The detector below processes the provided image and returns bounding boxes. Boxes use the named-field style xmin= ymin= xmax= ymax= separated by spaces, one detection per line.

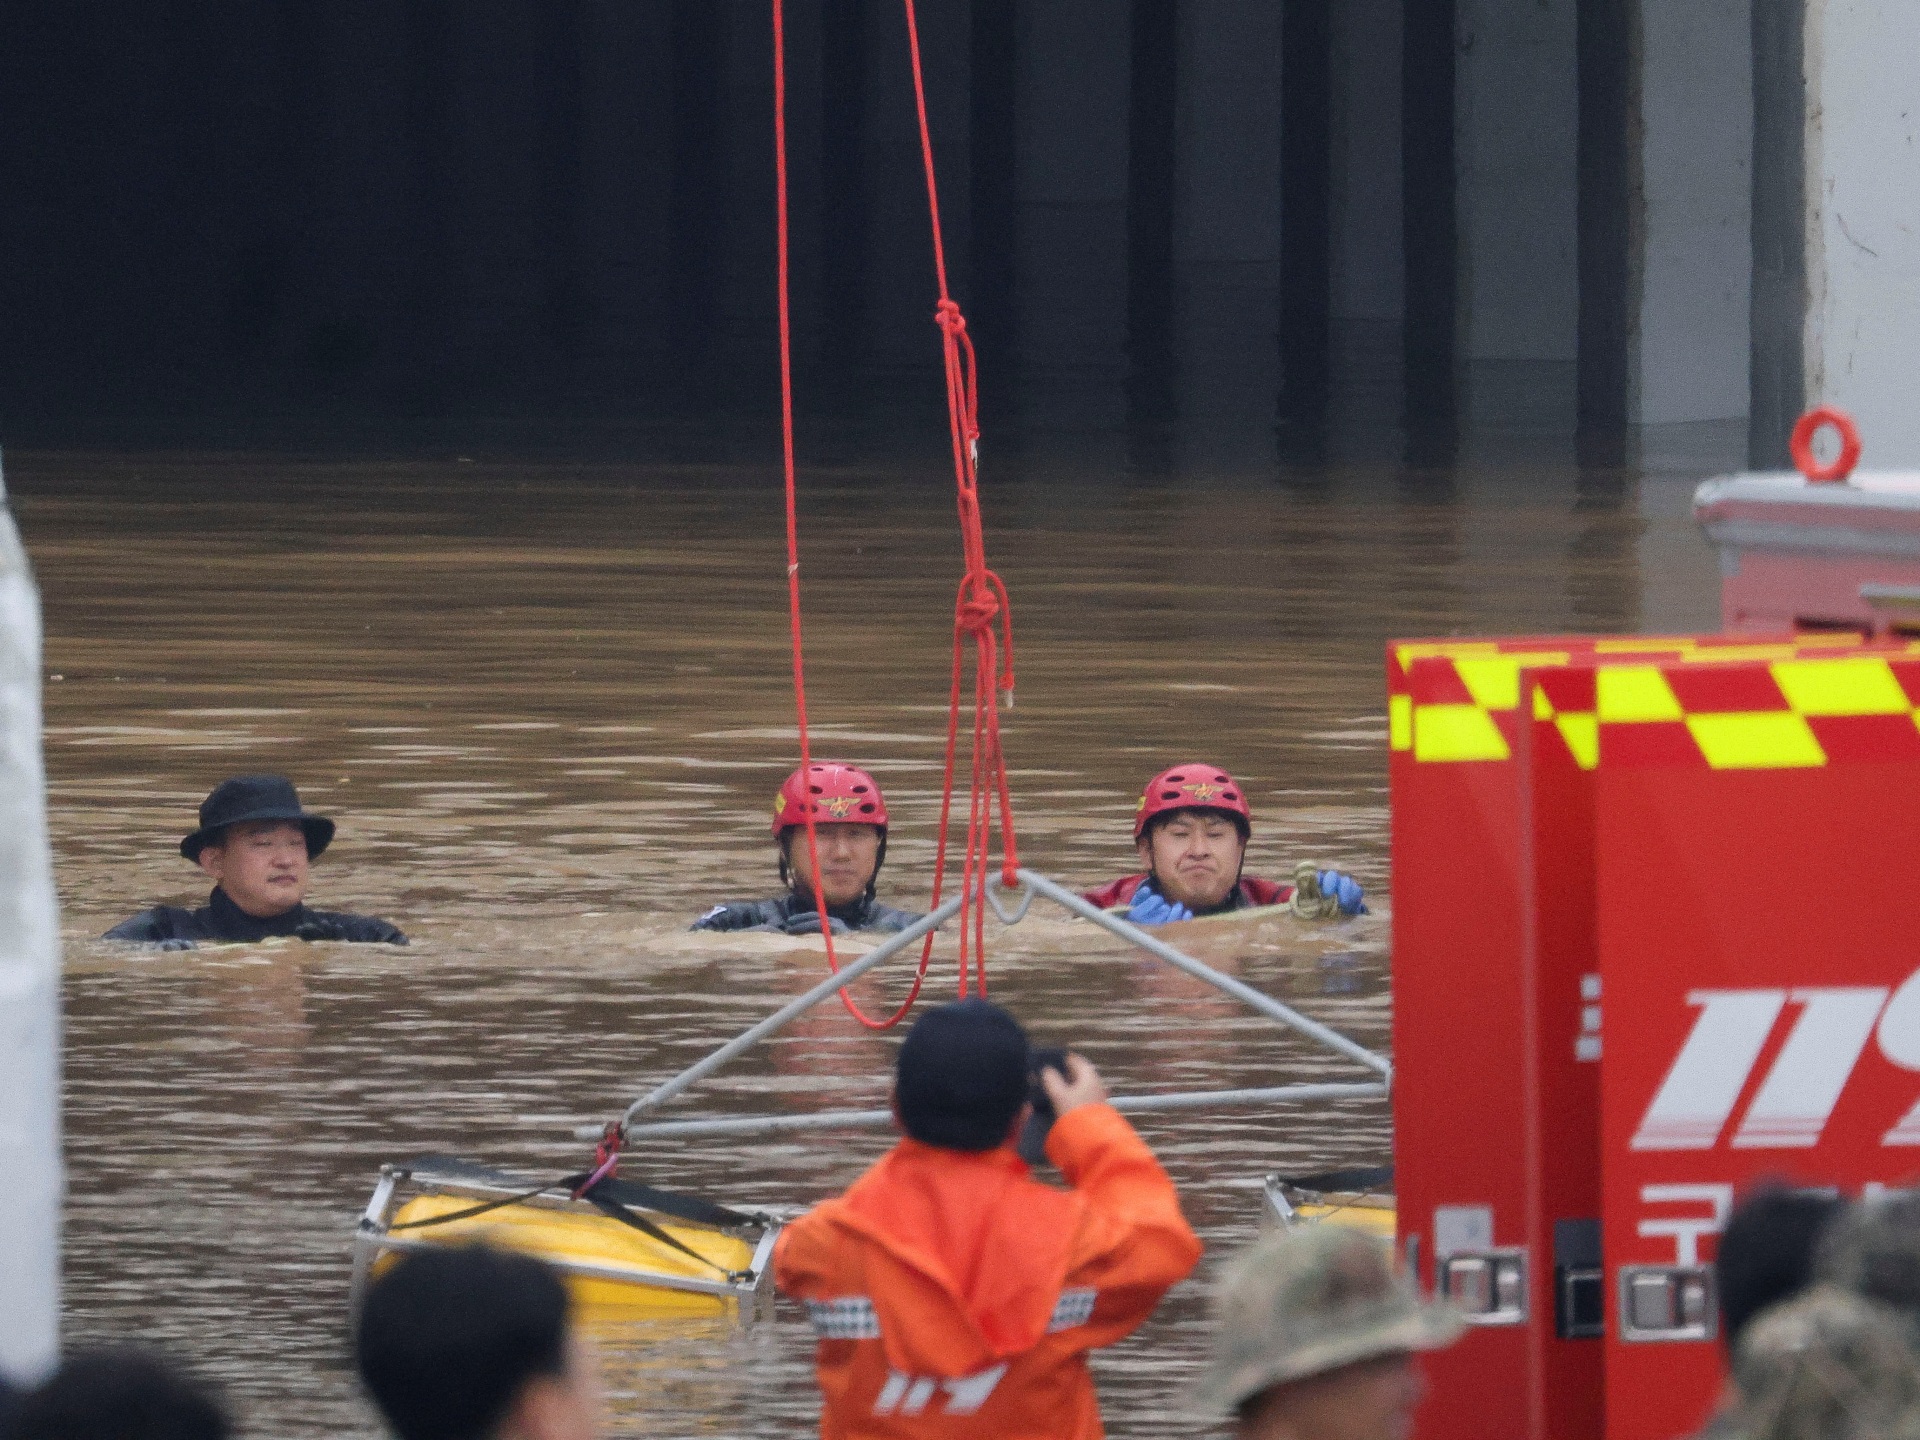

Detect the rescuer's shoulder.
xmin=1046 ymin=1103 xmax=1202 ymax=1289
xmin=1239 ymin=876 xmax=1295 ymax=907
xmin=102 ymin=905 xmax=197 ymax=944
xmin=298 ymin=909 xmax=409 ymax=944
xmin=1082 ymin=875 xmax=1147 ymax=909
xmin=861 ymin=901 xmax=923 ymax=933
xmin=772 ymin=1196 xmax=857 ymax=1291
xmin=690 ymin=899 xmax=785 ymax=932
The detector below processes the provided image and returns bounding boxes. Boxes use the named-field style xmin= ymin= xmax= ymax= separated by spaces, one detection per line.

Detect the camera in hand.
xmin=1016 ymin=1047 xmax=1071 ymax=1165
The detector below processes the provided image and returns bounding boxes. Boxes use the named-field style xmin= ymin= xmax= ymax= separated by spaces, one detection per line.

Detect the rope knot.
xmin=957 ymin=589 xmax=1000 ymax=635
xmin=935 ymin=299 xmax=968 ymax=337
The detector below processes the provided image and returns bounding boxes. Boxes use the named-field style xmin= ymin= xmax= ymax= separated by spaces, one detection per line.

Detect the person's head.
xmin=892 ymin=998 xmax=1031 ymax=1152
xmin=1193 ymin=1225 xmax=1463 ymax=1440
xmin=773 ymin=762 xmax=889 ymax=908
xmin=180 ymin=775 xmax=335 ymax=919
xmin=5 ymin=1347 xmax=229 ymax=1440
xmin=1717 ymin=1186 xmax=1846 ymax=1350
xmin=356 ymin=1245 xmax=600 ymax=1440
xmin=1731 ymin=1285 xmax=1920 ymax=1440
xmin=1816 ymin=1188 xmax=1920 ymax=1317
xmin=1133 ymin=764 xmax=1253 ymax=911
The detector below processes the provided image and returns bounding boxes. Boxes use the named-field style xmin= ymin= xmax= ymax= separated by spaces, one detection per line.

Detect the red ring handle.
xmin=1790 ymin=406 xmax=1861 ymax=483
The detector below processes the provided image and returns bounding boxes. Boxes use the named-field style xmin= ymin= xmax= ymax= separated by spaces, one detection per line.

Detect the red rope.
xmin=771 ymin=0 xmax=1020 ymax=1026
xmin=900 ymin=0 xmax=1020 ymax=1000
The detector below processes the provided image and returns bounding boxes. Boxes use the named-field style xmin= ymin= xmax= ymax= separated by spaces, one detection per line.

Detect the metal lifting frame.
xmin=574 ymin=868 xmax=1392 ymax=1144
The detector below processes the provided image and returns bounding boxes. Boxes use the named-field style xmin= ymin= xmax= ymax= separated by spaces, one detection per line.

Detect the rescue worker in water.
xmin=104 ymin=774 xmax=407 ymax=948
xmin=774 ymin=998 xmax=1202 ymax=1440
xmin=1083 ymin=763 xmax=1368 ymax=925
xmin=692 ymin=762 xmax=922 ymax=935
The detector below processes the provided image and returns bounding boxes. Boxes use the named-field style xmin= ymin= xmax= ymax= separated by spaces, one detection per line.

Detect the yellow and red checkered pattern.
xmin=1558 ymin=652 xmax=1920 ymax=769
xmin=1389 ymin=634 xmax=1910 ymax=767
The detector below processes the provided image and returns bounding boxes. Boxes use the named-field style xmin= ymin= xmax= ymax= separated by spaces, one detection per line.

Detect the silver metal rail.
xmin=1014 ymin=870 xmax=1393 ymax=1080
xmin=607 ymin=893 xmax=968 ymax=1133
xmin=615 ymin=1081 xmax=1389 ymax=1142
xmin=581 ymin=868 xmax=1390 ymax=1143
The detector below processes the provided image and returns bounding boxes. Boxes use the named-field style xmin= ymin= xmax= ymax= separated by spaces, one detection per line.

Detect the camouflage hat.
xmin=1732 ymin=1286 xmax=1920 ymax=1440
xmin=1815 ymin=1190 xmax=1920 ymax=1316
xmin=1189 ymin=1224 xmax=1464 ymax=1417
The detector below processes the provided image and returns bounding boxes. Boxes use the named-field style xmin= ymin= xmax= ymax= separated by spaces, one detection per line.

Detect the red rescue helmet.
xmin=1134 ymin=763 xmax=1252 ymax=841
xmin=773 ymin=761 xmax=890 ymax=836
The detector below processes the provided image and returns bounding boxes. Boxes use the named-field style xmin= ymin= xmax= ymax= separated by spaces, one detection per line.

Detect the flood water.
xmin=24 ymin=433 xmax=1719 ymax=1437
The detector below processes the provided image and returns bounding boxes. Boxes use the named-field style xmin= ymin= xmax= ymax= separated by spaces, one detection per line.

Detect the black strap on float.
xmin=388 ymin=1179 xmax=562 ymax=1231
xmin=1276 ymin=1164 xmax=1394 ymax=1195
xmin=387 ymin=1155 xmax=756 ymax=1281
xmin=589 ymin=1174 xmax=755 ymax=1230
xmin=572 ymin=1185 xmax=749 ymax=1282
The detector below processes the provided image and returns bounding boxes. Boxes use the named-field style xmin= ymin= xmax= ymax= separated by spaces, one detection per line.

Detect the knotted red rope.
xmin=771 ymin=0 xmax=1021 ymax=1027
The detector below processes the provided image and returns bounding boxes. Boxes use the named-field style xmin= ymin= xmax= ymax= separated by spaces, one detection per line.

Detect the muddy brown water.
xmin=23 ymin=440 xmax=1714 ymax=1436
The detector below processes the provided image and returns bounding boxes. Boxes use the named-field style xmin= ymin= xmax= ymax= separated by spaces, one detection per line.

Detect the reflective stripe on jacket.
xmin=774 ymin=1103 xmax=1201 ymax=1440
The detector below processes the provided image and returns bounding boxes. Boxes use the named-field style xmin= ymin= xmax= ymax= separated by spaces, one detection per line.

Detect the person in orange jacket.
xmin=774 ymin=998 xmax=1203 ymax=1440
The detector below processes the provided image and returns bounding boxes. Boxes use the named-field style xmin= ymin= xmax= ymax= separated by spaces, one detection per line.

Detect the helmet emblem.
xmin=824 ymin=795 xmax=857 ymax=818
xmin=1182 ymin=781 xmax=1223 ymax=801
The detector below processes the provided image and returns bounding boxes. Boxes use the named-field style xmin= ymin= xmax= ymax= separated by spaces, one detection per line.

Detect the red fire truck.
xmin=1391 ymin=413 xmax=1920 ymax=1440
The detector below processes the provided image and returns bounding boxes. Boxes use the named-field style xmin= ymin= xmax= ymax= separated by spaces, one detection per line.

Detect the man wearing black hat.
xmin=104 ymin=775 xmax=407 ymax=948
xmin=774 ymin=998 xmax=1201 ymax=1440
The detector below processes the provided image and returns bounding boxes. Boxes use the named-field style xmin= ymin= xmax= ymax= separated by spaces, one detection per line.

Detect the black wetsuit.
xmin=104 ymin=887 xmax=407 ymax=947
xmin=692 ymin=890 xmax=920 ymax=936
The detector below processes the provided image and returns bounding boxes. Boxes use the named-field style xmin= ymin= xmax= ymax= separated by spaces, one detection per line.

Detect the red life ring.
xmin=1790 ymin=407 xmax=1862 ymax=483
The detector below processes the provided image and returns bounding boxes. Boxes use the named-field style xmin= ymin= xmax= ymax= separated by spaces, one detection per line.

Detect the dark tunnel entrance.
xmin=0 ymin=1 xmax=1768 ymax=466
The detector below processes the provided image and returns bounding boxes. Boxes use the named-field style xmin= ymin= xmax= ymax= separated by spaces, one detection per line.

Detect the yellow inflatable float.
xmin=351 ymin=1156 xmax=781 ymax=1316
xmin=1263 ymin=1166 xmax=1397 ymax=1240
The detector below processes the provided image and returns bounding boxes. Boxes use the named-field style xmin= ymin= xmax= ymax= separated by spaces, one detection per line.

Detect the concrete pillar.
xmin=716 ymin=5 xmax=779 ymax=380
xmin=1172 ymin=0 xmax=1283 ymax=432
xmin=1748 ymin=0 xmax=1805 ymax=462
xmin=1014 ymin=1 xmax=1131 ymax=425
xmin=862 ymin=0 xmax=971 ymax=382
xmin=0 ymin=456 xmax=61 ymax=1382
xmin=1627 ymin=0 xmax=1752 ymax=449
xmin=442 ymin=1 xmax=552 ymax=381
xmin=1454 ymin=0 xmax=1579 ymax=431
xmin=1328 ymin=0 xmax=1404 ymax=437
xmin=1799 ymin=0 xmax=1920 ymax=464
xmin=577 ymin=1 xmax=678 ymax=383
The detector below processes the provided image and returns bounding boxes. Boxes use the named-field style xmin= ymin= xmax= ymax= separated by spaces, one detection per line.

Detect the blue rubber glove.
xmin=150 ymin=938 xmax=196 ymax=952
xmin=782 ymin=911 xmax=849 ymax=937
xmin=1317 ymin=870 xmax=1368 ymax=916
xmin=1127 ymin=886 xmax=1193 ymax=926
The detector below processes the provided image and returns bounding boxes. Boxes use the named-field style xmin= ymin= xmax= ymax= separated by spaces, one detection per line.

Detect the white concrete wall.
xmin=1803 ymin=0 xmax=1920 ymax=464
xmin=0 ymin=457 xmax=62 ymax=1382
xmin=1454 ymin=0 xmax=1579 ymax=429
xmin=1173 ymin=0 xmax=1283 ymax=424
xmin=1630 ymin=0 xmax=1752 ymax=427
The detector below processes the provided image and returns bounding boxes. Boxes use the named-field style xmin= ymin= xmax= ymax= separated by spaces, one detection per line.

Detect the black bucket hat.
xmin=180 ymin=774 xmax=336 ymax=861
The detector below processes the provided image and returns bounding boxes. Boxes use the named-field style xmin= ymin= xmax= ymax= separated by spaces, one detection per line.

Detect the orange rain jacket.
xmin=774 ymin=1102 xmax=1202 ymax=1440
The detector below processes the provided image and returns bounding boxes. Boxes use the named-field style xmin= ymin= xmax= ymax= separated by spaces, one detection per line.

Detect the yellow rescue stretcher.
xmin=351 ymin=1156 xmax=782 ymax=1316
xmin=1262 ymin=1166 xmax=1396 ymax=1240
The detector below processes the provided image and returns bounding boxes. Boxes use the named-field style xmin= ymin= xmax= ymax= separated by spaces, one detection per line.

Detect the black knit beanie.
xmin=894 ymin=999 xmax=1031 ymax=1151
